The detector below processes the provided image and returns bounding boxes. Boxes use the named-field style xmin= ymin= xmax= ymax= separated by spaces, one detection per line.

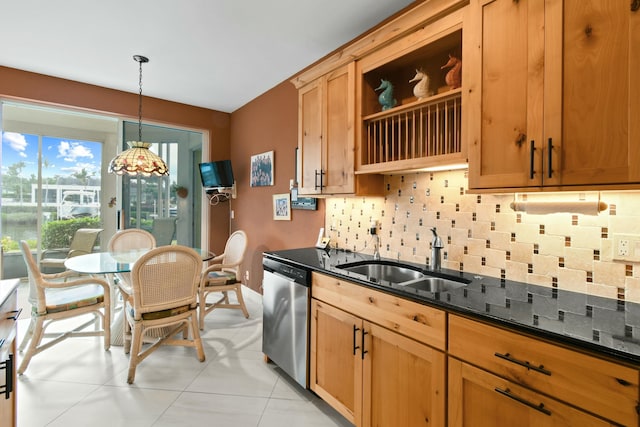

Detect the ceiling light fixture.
xmin=108 ymin=55 xmax=169 ymax=177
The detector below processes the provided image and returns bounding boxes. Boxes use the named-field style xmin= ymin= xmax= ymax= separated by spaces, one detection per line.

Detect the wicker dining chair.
xmin=117 ymin=245 xmax=205 ymax=384
xmin=198 ymin=230 xmax=249 ymax=330
xmin=150 ymin=217 xmax=177 ymax=246
xmin=106 ymin=228 xmax=157 ymax=345
xmin=18 ymin=240 xmax=111 ymax=374
xmin=40 ymin=228 xmax=103 ymax=272
xmin=107 ymin=228 xmax=156 ymax=287
xmin=108 ymin=228 xmax=156 ymax=252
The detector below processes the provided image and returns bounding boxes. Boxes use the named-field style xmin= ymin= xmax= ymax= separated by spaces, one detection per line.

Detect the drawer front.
xmin=0 ymin=289 xmax=18 ymax=360
xmin=449 ymin=359 xmax=612 ymax=427
xmin=312 ymin=272 xmax=446 ymax=350
xmin=449 ymin=314 xmax=639 ymax=426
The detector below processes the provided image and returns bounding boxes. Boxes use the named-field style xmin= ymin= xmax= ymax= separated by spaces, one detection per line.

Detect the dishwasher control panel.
xmin=263 ymin=257 xmax=310 ymax=286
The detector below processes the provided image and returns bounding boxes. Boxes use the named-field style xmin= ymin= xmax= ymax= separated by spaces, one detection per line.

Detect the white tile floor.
xmin=15 ymin=285 xmax=352 ymax=427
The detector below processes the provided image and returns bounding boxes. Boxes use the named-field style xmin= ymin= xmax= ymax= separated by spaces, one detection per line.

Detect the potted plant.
xmin=176 ymin=186 xmax=188 ymax=199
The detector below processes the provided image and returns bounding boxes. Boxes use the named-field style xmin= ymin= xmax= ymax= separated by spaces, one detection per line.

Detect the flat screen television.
xmin=199 ymin=160 xmax=234 ymax=189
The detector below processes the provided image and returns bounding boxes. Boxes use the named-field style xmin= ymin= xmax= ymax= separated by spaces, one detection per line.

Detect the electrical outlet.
xmin=613 ymin=234 xmax=640 ymax=261
xmin=618 ymin=239 xmax=630 ymax=257
xmin=245 ymin=270 xmax=250 ymax=281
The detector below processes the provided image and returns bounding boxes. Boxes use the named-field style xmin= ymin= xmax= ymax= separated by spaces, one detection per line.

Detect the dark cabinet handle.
xmin=529 ymin=140 xmax=535 ymax=180
xmin=353 ymin=325 xmax=360 ymax=356
xmin=0 ymin=354 xmax=13 ymax=400
xmin=547 ymin=138 xmax=553 ymax=179
xmin=361 ymin=329 xmax=368 ymax=360
xmin=314 ymin=170 xmax=325 ymax=191
xmin=7 ymin=308 xmax=22 ymax=321
xmin=632 ymin=0 xmax=639 ymax=12
xmin=495 ymin=387 xmax=551 ymax=416
xmin=494 ymin=352 xmax=551 ymax=376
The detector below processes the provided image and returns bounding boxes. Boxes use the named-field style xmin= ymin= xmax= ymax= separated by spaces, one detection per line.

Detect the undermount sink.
xmin=400 ymin=277 xmax=467 ymax=293
xmin=336 ymin=260 xmax=469 ymax=293
xmin=337 ymin=261 xmax=424 ymax=284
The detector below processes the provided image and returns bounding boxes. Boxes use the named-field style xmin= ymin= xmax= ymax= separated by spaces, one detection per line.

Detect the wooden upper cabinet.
xmin=298 ymin=79 xmax=323 ymax=195
xmin=297 ymin=64 xmax=382 ymax=196
xmin=468 ymin=0 xmax=640 ymax=191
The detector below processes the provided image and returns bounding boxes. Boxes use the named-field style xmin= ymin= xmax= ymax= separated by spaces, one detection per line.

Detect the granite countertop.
xmin=0 ymin=279 xmax=19 ymax=308
xmin=264 ymin=247 xmax=640 ymax=366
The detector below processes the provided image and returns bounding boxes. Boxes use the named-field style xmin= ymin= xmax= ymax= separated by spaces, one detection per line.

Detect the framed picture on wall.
xmin=250 ymin=150 xmax=274 ymax=187
xmin=273 ymin=193 xmax=291 ymax=220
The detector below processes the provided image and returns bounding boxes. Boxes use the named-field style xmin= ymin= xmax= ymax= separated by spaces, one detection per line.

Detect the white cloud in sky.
xmin=3 ymin=132 xmax=28 ymax=158
xmin=58 ymin=141 xmax=94 ymax=162
xmin=60 ymin=162 xmax=99 ymax=175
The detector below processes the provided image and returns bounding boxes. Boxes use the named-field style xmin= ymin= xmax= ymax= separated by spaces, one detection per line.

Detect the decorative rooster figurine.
xmin=409 ymin=69 xmax=431 ymax=99
xmin=441 ymin=54 xmax=462 ymax=89
xmin=375 ymin=79 xmax=397 ymax=111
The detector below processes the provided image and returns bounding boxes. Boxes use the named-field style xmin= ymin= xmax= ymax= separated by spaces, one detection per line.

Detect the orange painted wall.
xmin=230 ymin=81 xmax=324 ymax=291
xmin=0 ymin=66 xmax=322 ymax=291
xmin=0 ymin=66 xmax=232 ymax=255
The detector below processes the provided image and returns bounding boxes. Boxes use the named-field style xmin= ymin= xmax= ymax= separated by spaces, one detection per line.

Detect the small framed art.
xmin=273 ymin=193 xmax=291 ymax=220
xmin=250 ymin=150 xmax=274 ymax=187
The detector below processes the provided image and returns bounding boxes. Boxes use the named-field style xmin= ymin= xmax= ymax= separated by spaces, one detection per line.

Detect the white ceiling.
xmin=2 ymin=0 xmax=415 ymax=113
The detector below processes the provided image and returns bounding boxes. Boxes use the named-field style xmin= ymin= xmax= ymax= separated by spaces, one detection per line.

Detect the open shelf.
xmin=358 ymin=28 xmax=463 ymax=171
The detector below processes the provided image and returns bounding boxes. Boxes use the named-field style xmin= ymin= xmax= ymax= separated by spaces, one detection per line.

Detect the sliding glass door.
xmin=1 ymin=101 xmax=111 ymax=278
xmin=121 ymin=121 xmax=202 ymax=247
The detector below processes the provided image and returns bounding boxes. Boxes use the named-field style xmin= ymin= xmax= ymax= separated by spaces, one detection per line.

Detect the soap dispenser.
xmin=430 ymin=227 xmax=443 ymax=270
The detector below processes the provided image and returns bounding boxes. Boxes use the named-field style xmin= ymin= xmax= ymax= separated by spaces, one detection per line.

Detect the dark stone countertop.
xmin=264 ymin=247 xmax=640 ymax=366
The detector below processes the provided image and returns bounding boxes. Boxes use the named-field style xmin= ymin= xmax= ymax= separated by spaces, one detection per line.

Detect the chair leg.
xmin=123 ymin=316 xmax=132 ymax=355
xmin=127 ymin=323 xmax=144 ymax=384
xmin=103 ymin=309 xmax=111 ymax=351
xmin=199 ymin=289 xmax=209 ymax=331
xmin=235 ymin=284 xmax=250 ymax=319
xmin=190 ymin=314 xmax=206 ymax=362
xmin=18 ymin=317 xmax=45 ymax=375
xmin=18 ymin=315 xmax=36 ymax=352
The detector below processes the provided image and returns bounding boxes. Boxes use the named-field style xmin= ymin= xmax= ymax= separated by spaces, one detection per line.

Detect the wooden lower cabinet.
xmin=0 ymin=282 xmax=18 ymax=427
xmin=310 ymin=298 xmax=445 ymax=427
xmin=448 ymin=359 xmax=613 ymax=426
xmin=311 ymin=299 xmax=361 ymax=423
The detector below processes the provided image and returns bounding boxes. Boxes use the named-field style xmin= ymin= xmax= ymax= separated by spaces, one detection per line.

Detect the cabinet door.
xmin=362 ymin=321 xmax=445 ymax=427
xmin=449 ymin=359 xmax=612 ymax=427
xmin=323 ymin=63 xmax=355 ymax=194
xmin=310 ymin=299 xmax=362 ymax=425
xmin=548 ymin=0 xmax=640 ymax=186
xmin=467 ymin=0 xmax=544 ymax=189
xmin=0 ymin=289 xmax=17 ymax=427
xmin=468 ymin=0 xmax=640 ymax=190
xmin=298 ymin=79 xmax=323 ymax=195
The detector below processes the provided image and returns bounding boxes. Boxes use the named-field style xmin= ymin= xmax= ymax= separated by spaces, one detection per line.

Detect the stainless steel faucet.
xmin=373 ymin=234 xmax=381 ymax=260
xmin=430 ymin=227 xmax=443 ymax=270
xmin=371 ymin=221 xmax=380 ymax=260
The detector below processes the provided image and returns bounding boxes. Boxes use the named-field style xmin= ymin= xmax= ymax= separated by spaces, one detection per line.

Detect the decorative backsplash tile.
xmin=326 ymin=170 xmax=640 ymax=303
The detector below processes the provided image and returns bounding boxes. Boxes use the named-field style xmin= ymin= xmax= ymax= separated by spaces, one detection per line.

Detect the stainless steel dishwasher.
xmin=262 ymin=256 xmax=310 ymax=388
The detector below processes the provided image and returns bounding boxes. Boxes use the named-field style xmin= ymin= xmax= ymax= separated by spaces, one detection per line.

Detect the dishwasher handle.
xmin=264 ymin=269 xmax=297 ymax=283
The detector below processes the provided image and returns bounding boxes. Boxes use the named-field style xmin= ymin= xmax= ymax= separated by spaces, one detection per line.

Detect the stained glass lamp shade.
xmin=108 ymin=141 xmax=168 ymax=176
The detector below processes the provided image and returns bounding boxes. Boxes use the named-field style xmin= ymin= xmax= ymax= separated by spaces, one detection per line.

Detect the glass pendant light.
xmin=108 ymin=55 xmax=169 ymax=177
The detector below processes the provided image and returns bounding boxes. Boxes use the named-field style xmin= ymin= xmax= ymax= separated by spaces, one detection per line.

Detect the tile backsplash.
xmin=326 ymin=170 xmax=640 ymax=303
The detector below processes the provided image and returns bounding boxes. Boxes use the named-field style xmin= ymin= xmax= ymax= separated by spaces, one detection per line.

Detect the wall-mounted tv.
xmin=199 ymin=160 xmax=234 ymax=189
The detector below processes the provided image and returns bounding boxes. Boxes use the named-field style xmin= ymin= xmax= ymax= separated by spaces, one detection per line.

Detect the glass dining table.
xmin=64 ymin=247 xmax=214 ymax=345
xmin=64 ymin=248 xmax=215 ymax=275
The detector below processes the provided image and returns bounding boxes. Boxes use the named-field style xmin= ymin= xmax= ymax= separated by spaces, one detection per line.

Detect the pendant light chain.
xmin=134 ymin=55 xmax=149 ymax=142
xmin=138 ymin=58 xmax=143 ymax=142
